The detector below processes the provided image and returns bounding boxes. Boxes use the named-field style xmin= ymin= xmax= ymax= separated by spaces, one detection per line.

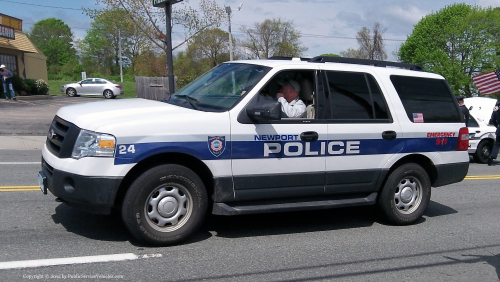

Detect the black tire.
xmin=378 ymin=163 xmax=431 ymax=225
xmin=66 ymin=88 xmax=77 ymax=97
xmin=121 ymin=164 xmax=207 ymax=246
xmin=473 ymin=140 xmax=492 ymax=164
xmin=103 ymin=89 xmax=114 ymax=99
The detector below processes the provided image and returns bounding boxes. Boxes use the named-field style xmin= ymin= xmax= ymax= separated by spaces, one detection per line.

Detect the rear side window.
xmin=390 ymin=76 xmax=461 ymax=123
xmin=325 ymin=71 xmax=390 ymax=122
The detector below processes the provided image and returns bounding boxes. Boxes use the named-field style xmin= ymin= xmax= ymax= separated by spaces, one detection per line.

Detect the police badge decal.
xmin=208 ymin=136 xmax=226 ymax=157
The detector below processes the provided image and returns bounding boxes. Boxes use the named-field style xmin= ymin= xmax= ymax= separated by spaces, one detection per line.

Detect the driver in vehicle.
xmin=276 ymin=79 xmax=306 ymax=118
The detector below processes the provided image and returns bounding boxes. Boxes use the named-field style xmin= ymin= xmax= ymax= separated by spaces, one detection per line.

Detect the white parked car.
xmin=61 ymin=78 xmax=124 ymax=99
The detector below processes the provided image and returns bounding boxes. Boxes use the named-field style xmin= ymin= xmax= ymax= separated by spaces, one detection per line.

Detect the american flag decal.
xmin=472 ymin=69 xmax=500 ymax=95
xmin=413 ymin=113 xmax=424 ymax=123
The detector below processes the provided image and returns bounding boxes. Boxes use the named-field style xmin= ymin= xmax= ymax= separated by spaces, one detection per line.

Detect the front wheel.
xmin=378 ymin=163 xmax=431 ymax=225
xmin=103 ymin=89 xmax=114 ymax=99
xmin=66 ymin=88 xmax=77 ymax=97
xmin=121 ymin=164 xmax=208 ymax=246
xmin=473 ymin=140 xmax=492 ymax=164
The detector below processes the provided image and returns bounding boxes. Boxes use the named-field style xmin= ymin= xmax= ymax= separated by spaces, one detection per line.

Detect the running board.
xmin=212 ymin=192 xmax=378 ymax=216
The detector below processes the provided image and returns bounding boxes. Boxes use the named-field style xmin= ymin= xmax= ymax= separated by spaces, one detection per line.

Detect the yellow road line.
xmin=464 ymin=175 xmax=500 ymax=180
xmin=0 ymin=186 xmax=40 ymax=192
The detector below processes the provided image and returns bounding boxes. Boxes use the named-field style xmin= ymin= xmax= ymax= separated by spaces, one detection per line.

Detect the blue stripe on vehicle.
xmin=114 ymin=137 xmax=458 ymax=165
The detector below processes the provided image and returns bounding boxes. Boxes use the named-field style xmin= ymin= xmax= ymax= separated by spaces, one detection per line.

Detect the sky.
xmin=1 ymin=0 xmax=499 ymax=60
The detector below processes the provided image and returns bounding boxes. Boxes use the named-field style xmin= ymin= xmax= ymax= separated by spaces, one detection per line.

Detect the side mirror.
xmin=246 ymin=99 xmax=282 ymax=121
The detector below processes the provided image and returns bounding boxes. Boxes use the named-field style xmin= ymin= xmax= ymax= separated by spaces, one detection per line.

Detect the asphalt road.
xmin=0 ymin=151 xmax=499 ymax=281
xmin=0 ymin=96 xmax=118 ymax=135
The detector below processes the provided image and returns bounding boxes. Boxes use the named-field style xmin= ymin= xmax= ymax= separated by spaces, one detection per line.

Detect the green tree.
xmin=341 ymin=22 xmax=387 ymax=60
xmin=188 ymin=28 xmax=230 ymax=67
xmin=83 ymin=8 xmax=150 ymax=76
xmin=240 ymin=18 xmax=307 ymax=59
xmin=27 ymin=18 xmax=76 ymax=69
xmin=399 ymin=4 xmax=500 ymax=96
xmin=321 ymin=53 xmax=341 ymax=57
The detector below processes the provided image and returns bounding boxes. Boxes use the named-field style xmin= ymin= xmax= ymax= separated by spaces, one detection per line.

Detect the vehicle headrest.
xmin=299 ymin=79 xmax=313 ymax=102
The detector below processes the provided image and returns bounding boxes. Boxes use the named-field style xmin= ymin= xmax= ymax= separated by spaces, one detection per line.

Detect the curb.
xmin=15 ymin=95 xmax=53 ymax=100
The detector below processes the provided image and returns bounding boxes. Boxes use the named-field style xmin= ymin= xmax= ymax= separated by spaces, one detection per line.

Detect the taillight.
xmin=115 ymin=85 xmax=122 ymax=89
xmin=456 ymin=127 xmax=469 ymax=151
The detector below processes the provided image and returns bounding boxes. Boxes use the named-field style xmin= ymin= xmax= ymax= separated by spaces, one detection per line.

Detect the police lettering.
xmin=264 ymin=141 xmax=360 ymax=157
xmin=255 ymin=134 xmax=299 ymax=141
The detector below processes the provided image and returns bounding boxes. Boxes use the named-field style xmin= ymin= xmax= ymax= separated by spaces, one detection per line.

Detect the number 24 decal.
xmin=118 ymin=145 xmax=136 ymax=154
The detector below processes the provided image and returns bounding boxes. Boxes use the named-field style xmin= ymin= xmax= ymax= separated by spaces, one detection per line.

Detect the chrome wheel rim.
xmin=393 ymin=176 xmax=422 ymax=214
xmin=104 ymin=90 xmax=113 ymax=98
xmin=144 ymin=184 xmax=192 ymax=232
xmin=482 ymin=145 xmax=491 ymax=159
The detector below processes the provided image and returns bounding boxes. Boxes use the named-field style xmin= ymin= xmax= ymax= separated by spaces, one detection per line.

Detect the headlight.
xmin=72 ymin=130 xmax=116 ymax=159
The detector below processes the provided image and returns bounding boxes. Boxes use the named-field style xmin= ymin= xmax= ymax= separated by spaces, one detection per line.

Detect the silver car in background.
xmin=61 ymin=78 xmax=124 ymax=99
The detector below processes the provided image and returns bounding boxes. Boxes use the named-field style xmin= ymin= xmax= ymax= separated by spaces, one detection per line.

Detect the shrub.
xmin=35 ymin=79 xmax=49 ymax=95
xmin=24 ymin=79 xmax=37 ymax=94
xmin=12 ymin=75 xmax=27 ymax=92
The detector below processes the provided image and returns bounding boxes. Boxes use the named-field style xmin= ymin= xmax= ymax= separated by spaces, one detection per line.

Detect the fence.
xmin=135 ymin=76 xmax=177 ymax=100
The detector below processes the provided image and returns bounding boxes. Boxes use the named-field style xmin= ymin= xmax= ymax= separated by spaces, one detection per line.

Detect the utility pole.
xmin=153 ymin=0 xmax=183 ymax=95
xmin=225 ymin=3 xmax=242 ymax=61
xmin=118 ymin=30 xmax=123 ymax=83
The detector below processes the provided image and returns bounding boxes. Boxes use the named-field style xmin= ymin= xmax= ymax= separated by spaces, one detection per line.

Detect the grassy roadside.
xmin=48 ymin=80 xmax=136 ymax=98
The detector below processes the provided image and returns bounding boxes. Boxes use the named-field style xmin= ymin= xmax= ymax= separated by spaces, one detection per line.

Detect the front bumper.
xmin=41 ymin=157 xmax=123 ymax=214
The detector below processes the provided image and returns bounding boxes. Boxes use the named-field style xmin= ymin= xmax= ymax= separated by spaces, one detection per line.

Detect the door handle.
xmin=300 ymin=131 xmax=318 ymax=142
xmin=382 ymin=131 xmax=397 ymax=140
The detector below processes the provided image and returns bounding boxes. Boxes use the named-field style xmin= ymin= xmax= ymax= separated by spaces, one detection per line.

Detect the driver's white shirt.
xmin=278 ymin=97 xmax=306 ymax=118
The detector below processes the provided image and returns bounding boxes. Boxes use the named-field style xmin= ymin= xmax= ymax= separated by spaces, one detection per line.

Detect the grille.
xmin=41 ymin=157 xmax=54 ymax=176
xmin=46 ymin=116 xmax=81 ymax=158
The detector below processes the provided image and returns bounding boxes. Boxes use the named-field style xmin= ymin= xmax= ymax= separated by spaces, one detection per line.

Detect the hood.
xmin=56 ymin=98 xmax=196 ymax=131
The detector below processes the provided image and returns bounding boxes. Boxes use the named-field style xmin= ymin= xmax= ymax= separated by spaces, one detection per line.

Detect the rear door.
xmin=320 ymin=70 xmax=403 ymax=195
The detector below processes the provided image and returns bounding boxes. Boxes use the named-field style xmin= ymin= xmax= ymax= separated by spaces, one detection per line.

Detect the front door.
xmin=230 ymin=69 xmax=327 ymax=201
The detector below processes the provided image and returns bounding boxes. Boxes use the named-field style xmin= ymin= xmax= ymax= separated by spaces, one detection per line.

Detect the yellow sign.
xmin=0 ymin=14 xmax=22 ymax=30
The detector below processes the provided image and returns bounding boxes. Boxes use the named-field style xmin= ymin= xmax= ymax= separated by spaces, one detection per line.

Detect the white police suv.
xmin=38 ymin=56 xmax=470 ymax=246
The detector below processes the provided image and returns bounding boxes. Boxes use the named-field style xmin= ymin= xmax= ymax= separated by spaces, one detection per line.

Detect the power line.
xmin=231 ymin=23 xmax=407 ymax=42
xmin=0 ymin=0 xmax=82 ymax=10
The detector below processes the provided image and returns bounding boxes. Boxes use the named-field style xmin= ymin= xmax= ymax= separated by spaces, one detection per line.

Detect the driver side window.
xmin=259 ymin=70 xmax=316 ymax=119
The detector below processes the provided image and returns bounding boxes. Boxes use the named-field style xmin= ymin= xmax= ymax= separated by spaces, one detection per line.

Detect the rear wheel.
xmin=66 ymin=88 xmax=77 ymax=97
xmin=103 ymin=89 xmax=114 ymax=99
xmin=121 ymin=164 xmax=208 ymax=246
xmin=473 ymin=140 xmax=492 ymax=164
xmin=378 ymin=163 xmax=431 ymax=225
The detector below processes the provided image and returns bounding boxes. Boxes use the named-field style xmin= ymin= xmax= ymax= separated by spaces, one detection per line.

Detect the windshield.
xmin=169 ymin=63 xmax=271 ymax=111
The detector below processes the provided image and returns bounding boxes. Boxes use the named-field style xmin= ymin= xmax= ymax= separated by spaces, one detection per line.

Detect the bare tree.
xmin=341 ymin=22 xmax=387 ymax=60
xmin=89 ymin=0 xmax=225 ymax=75
xmin=240 ymin=18 xmax=307 ymax=59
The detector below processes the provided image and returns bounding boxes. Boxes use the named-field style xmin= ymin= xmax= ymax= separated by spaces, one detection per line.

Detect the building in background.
xmin=0 ymin=13 xmax=48 ymax=81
